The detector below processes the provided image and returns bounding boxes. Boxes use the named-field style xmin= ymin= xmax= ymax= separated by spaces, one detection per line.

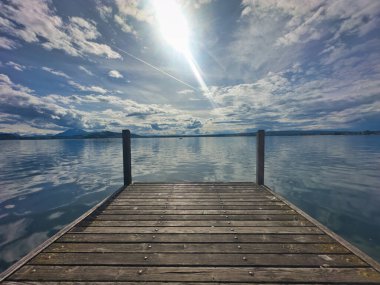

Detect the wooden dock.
xmin=1 ymin=182 xmax=380 ymax=284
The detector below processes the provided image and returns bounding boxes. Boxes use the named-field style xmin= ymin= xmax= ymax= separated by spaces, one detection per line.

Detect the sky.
xmin=0 ymin=0 xmax=379 ymax=135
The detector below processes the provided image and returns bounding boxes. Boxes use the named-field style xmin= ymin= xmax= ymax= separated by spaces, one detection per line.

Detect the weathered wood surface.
xmin=58 ymin=233 xmax=334 ymax=243
xmin=76 ymin=220 xmax=313 ymax=227
xmin=69 ymin=226 xmax=321 ymax=234
xmin=256 ymin=129 xmax=265 ymax=185
xmin=45 ymin=242 xmax=349 ymax=253
xmin=2 ymin=182 xmax=380 ymax=284
xmin=7 ymin=266 xmax=380 ymax=283
xmin=122 ymin=129 xmax=132 ymax=186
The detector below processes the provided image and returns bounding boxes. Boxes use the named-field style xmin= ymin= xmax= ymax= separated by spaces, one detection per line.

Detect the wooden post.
xmin=122 ymin=129 xmax=132 ymax=186
xmin=256 ymin=130 xmax=265 ymax=185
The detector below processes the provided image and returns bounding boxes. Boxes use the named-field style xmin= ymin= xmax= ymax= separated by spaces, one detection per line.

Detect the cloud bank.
xmin=0 ymin=0 xmax=379 ymax=134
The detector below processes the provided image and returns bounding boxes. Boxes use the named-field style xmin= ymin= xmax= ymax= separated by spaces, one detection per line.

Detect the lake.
xmin=0 ymin=135 xmax=380 ymax=272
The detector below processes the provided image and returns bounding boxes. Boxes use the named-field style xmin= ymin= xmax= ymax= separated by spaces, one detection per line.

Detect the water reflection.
xmin=132 ymin=137 xmax=256 ymax=182
xmin=0 ymin=139 xmax=122 ymax=271
xmin=265 ymin=136 xmax=380 ymax=261
xmin=0 ymin=135 xmax=379 ymax=272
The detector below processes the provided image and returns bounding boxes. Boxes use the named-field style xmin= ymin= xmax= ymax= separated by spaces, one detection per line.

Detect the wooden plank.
xmin=77 ymin=220 xmax=312 ymax=227
xmin=124 ymin=189 xmax=263 ymax=191
xmin=127 ymin=183 xmax=259 ymax=185
xmin=121 ymin=190 xmax=266 ymax=193
xmin=30 ymin=252 xmax=366 ymax=267
xmin=126 ymin=189 xmax=262 ymax=191
xmin=111 ymin=200 xmax=281 ymax=205
xmin=58 ymin=233 xmax=334 ymax=243
xmin=106 ymin=205 xmax=290 ymax=210
xmin=105 ymin=205 xmax=289 ymax=211
xmin=123 ymin=190 xmax=264 ymax=192
xmin=132 ymin=182 xmax=256 ymax=184
xmin=69 ymin=226 xmax=322 ymax=234
xmin=123 ymin=186 xmax=264 ymax=189
xmin=111 ymin=198 xmax=282 ymax=202
xmin=116 ymin=197 xmax=274 ymax=200
xmin=99 ymin=209 xmax=296 ymax=215
xmin=123 ymin=189 xmax=263 ymax=191
xmin=117 ymin=192 xmax=272 ymax=196
xmin=1 ymin=281 xmax=326 ymax=285
xmin=1 ymin=281 xmax=332 ymax=285
xmin=113 ymin=197 xmax=280 ymax=201
xmin=113 ymin=196 xmax=279 ymax=199
xmin=109 ymin=201 xmax=284 ymax=205
xmin=119 ymin=192 xmax=266 ymax=195
xmin=119 ymin=192 xmax=268 ymax=195
xmin=8 ymin=266 xmax=380 ymax=282
xmin=114 ymin=198 xmax=279 ymax=202
xmin=124 ymin=185 xmax=261 ymax=188
xmin=45 ymin=242 xmax=350 ymax=254
xmin=91 ymin=214 xmax=306 ymax=221
xmin=131 ymin=187 xmax=267 ymax=189
xmin=133 ymin=184 xmax=258 ymax=186
xmin=116 ymin=197 xmax=275 ymax=200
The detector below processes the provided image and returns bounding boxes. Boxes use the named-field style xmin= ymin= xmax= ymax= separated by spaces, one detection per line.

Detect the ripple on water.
xmin=0 ymin=136 xmax=379 ymax=272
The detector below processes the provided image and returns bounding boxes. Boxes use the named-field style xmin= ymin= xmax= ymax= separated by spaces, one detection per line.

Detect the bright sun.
xmin=152 ymin=0 xmax=214 ymax=104
xmin=153 ymin=0 xmax=190 ymax=52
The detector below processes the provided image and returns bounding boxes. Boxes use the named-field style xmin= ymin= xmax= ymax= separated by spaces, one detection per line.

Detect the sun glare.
xmin=152 ymin=0 xmax=215 ymax=108
xmin=153 ymin=0 xmax=189 ymax=52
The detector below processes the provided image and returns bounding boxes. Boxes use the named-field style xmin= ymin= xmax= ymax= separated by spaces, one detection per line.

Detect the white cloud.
xmin=0 ymin=74 xmax=13 ymax=85
xmin=242 ymin=0 xmax=380 ymax=48
xmin=0 ymin=74 xmax=85 ymax=131
xmin=47 ymin=94 xmax=168 ymax=115
xmin=0 ymin=0 xmax=121 ymax=59
xmin=114 ymin=14 xmax=136 ymax=34
xmin=0 ymin=36 xmax=17 ymax=49
xmin=1 ymin=1 xmax=379 ymax=134
xmin=42 ymin=67 xmax=70 ymax=79
xmin=113 ymin=0 xmax=153 ymax=35
xmin=79 ymin=66 xmax=94 ymax=76
xmin=275 ymin=6 xmax=324 ymax=47
xmin=68 ymin=80 xmax=108 ymax=94
xmin=96 ymin=4 xmax=113 ymax=21
xmin=241 ymin=0 xmax=323 ymax=17
xmin=220 ymin=0 xmax=380 ymax=86
xmin=115 ymin=0 xmax=153 ymax=23
xmin=206 ymin=66 xmax=380 ymax=130
xmin=42 ymin=67 xmax=107 ymax=94
xmin=177 ymin=89 xmax=194 ymax=95
xmin=108 ymin=70 xmax=123 ymax=78
xmin=0 ymin=73 xmax=206 ymax=135
xmin=0 ymin=73 xmax=32 ymax=93
xmin=6 ymin=61 xmax=25 ymax=71
xmin=43 ymin=92 xmax=205 ymax=134
xmin=184 ymin=0 xmax=214 ymax=9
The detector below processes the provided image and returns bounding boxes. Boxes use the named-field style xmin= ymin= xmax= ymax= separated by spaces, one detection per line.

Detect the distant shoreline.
xmin=1 ymin=130 xmax=379 ymax=140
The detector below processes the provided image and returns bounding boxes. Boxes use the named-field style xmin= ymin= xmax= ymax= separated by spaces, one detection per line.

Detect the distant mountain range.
xmin=0 ymin=128 xmax=379 ymax=140
xmin=54 ymin=128 xmax=88 ymax=138
xmin=0 ymin=129 xmax=140 ymax=140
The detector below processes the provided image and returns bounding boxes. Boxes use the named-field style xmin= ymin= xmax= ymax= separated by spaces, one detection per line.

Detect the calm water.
xmin=0 ymin=136 xmax=380 ymax=272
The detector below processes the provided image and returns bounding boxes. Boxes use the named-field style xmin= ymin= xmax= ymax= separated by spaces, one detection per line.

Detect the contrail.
xmin=111 ymin=45 xmax=198 ymax=91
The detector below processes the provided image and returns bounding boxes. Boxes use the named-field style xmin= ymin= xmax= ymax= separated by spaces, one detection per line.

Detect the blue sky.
xmin=0 ymin=0 xmax=379 ymax=135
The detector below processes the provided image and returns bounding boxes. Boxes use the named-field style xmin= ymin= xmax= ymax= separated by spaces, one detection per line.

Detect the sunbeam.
xmin=111 ymin=44 xmax=198 ymax=91
xmin=152 ymin=0 xmax=215 ymax=108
